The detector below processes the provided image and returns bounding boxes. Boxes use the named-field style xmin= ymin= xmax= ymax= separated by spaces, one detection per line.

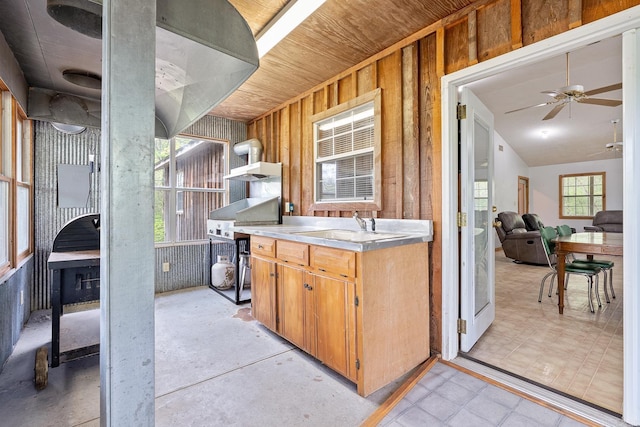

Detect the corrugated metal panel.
xmin=33 ymin=116 xmax=249 ymax=310
xmin=33 ymin=122 xmax=100 ymax=311
xmin=0 ymin=257 xmax=32 ymax=368
xmin=154 ymin=243 xmax=209 ymax=293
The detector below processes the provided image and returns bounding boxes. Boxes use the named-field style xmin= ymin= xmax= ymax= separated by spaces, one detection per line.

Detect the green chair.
xmin=556 ymin=225 xmax=615 ymax=303
xmin=539 ymin=226 xmax=602 ymax=313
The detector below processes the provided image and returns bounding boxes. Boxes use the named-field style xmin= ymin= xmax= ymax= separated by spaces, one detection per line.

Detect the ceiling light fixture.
xmin=62 ymin=69 xmax=102 ymax=89
xmin=51 ymin=122 xmax=87 ymax=134
xmin=255 ymin=0 xmax=326 ymax=58
xmin=46 ymin=0 xmax=102 ymax=39
xmin=541 ymin=130 xmax=549 ymax=139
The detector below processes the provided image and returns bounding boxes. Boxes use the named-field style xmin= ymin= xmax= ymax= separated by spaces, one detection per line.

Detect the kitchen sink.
xmin=293 ymin=229 xmax=406 ymax=242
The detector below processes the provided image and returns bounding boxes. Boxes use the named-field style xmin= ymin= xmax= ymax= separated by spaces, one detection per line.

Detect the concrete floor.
xmin=0 ymin=286 xmax=401 ymax=426
xmin=0 ymin=286 xmax=628 ymax=426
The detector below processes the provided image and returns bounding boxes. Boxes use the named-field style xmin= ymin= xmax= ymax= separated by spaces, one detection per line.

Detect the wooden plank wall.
xmin=247 ymin=0 xmax=639 ymax=354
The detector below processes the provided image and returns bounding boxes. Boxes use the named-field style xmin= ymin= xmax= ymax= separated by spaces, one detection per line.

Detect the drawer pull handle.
xmin=319 ymin=268 xmax=326 ymax=272
xmin=258 ymin=244 xmax=264 ymax=249
xmin=340 ymin=274 xmax=347 ymax=278
xmin=304 ymin=283 xmax=313 ymax=290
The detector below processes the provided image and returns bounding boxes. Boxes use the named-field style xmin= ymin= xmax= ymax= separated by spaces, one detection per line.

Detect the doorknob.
xmin=492 ymin=206 xmax=497 ymax=212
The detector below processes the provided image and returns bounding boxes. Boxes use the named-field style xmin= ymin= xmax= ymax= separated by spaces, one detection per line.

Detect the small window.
xmin=311 ymin=90 xmax=381 ymax=208
xmin=474 ymin=180 xmax=488 ymax=211
xmin=559 ymin=172 xmax=605 ymax=219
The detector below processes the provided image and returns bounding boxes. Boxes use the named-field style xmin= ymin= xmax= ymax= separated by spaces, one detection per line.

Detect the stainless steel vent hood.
xmin=225 ymin=162 xmax=282 ymax=181
xmin=27 ymin=0 xmax=259 ymax=139
xmin=225 ymin=138 xmax=281 ymax=181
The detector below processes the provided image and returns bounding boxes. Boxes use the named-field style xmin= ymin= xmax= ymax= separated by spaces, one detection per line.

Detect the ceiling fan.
xmin=505 ymin=52 xmax=622 ymax=120
xmin=589 ymin=119 xmax=623 ymax=157
xmin=604 ymin=119 xmax=623 ymax=153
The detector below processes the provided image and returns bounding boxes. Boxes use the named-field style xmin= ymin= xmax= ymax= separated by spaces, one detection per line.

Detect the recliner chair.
xmin=584 ymin=210 xmax=623 ymax=232
xmin=494 ymin=211 xmax=551 ymax=265
xmin=522 ymin=213 xmax=545 ymax=231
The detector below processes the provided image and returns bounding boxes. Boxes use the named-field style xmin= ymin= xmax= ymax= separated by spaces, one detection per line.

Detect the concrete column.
xmin=100 ymin=0 xmax=156 ymax=425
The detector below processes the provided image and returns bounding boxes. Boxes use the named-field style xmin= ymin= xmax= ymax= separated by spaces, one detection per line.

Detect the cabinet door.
xmin=251 ymin=257 xmax=277 ymax=331
xmin=278 ymin=263 xmax=310 ymax=351
xmin=313 ymin=274 xmax=355 ymax=380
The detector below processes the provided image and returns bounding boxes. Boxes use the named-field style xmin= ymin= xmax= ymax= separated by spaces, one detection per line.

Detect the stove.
xmin=207 ymin=196 xmax=280 ymax=240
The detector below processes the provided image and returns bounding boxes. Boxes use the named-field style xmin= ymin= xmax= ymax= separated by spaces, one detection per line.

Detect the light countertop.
xmin=232 ymin=216 xmax=433 ymax=252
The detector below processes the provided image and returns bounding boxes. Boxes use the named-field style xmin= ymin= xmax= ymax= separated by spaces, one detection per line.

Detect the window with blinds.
xmin=314 ymin=102 xmax=375 ymax=202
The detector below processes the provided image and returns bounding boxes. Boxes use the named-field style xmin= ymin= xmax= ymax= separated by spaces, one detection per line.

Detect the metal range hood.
xmin=30 ymin=0 xmax=258 ymax=139
xmin=225 ymin=138 xmax=281 ymax=181
xmin=224 ymin=161 xmax=282 ymax=181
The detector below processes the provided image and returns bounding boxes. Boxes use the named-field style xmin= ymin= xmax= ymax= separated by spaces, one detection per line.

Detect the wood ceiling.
xmin=213 ymin=0 xmax=474 ymax=122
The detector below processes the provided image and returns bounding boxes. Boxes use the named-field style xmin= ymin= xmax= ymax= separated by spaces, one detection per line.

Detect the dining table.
xmin=554 ymin=232 xmax=623 ymax=314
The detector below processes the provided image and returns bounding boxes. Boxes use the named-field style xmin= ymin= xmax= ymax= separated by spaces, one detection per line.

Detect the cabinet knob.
xmin=304 ymin=283 xmax=313 ymax=290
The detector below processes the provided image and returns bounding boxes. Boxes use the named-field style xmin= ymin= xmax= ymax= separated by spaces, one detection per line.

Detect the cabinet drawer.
xmin=251 ymin=236 xmax=276 ymax=258
xmin=277 ymin=240 xmax=309 ymax=266
xmin=310 ymin=246 xmax=356 ymax=278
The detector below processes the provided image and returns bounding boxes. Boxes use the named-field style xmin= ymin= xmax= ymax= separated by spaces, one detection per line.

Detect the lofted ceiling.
xmin=0 ymin=0 xmax=624 ymax=166
xmin=467 ymin=35 xmax=623 ymax=167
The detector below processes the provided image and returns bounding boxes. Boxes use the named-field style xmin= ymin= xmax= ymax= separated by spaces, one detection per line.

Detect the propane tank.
xmin=211 ymin=255 xmax=235 ymax=290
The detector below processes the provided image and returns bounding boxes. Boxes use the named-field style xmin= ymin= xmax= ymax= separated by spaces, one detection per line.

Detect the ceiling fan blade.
xmin=542 ymin=103 xmax=566 ymax=120
xmin=578 ymin=98 xmax=622 ymax=107
xmin=584 ymin=82 xmax=622 ymax=96
xmin=541 ymin=90 xmax=562 ymax=98
xmin=505 ymin=101 xmax=556 ymax=115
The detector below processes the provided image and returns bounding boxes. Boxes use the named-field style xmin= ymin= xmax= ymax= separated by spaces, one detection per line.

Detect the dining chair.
xmin=556 ymin=225 xmax=615 ymax=303
xmin=539 ymin=226 xmax=603 ymax=313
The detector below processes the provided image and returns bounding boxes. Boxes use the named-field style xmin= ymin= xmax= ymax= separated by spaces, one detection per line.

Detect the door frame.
xmin=517 ymin=176 xmax=529 ymax=215
xmin=440 ymin=6 xmax=640 ymax=424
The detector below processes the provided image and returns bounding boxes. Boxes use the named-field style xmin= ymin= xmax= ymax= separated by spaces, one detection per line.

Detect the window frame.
xmin=309 ymin=89 xmax=382 ymax=212
xmin=0 ymin=83 xmax=34 ymax=277
xmin=154 ymin=135 xmax=229 ymax=245
xmin=558 ymin=171 xmax=606 ymax=219
xmin=16 ymin=110 xmax=33 ymax=261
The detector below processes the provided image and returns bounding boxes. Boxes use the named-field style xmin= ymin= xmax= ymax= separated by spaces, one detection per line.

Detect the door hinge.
xmin=457 ymin=104 xmax=467 ymax=120
xmin=356 ymin=359 xmax=360 ymax=370
xmin=457 ymin=212 xmax=467 ymax=227
xmin=457 ymin=318 xmax=467 ymax=334
xmin=355 ymin=296 xmax=359 ymax=307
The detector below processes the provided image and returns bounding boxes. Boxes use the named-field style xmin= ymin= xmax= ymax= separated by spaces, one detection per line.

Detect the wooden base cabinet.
xmin=250 ymin=235 xmax=429 ymax=397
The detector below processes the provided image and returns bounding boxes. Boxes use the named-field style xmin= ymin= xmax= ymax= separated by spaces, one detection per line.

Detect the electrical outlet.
xmin=162 ymin=262 xmax=170 ymax=272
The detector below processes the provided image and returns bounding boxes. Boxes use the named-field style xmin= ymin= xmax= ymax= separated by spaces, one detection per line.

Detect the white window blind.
xmin=315 ymin=102 xmax=375 ymax=202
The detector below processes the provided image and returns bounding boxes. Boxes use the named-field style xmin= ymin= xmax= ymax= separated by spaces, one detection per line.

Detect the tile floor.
xmin=379 ymin=363 xmax=594 ymax=426
xmin=467 ymin=253 xmax=623 ymax=414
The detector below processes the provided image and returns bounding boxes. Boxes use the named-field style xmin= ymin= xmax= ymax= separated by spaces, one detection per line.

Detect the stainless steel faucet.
xmin=353 ymin=211 xmax=367 ymax=231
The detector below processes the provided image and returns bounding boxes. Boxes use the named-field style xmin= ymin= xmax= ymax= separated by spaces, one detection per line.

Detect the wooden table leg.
xmin=557 ymin=251 xmax=566 ymax=314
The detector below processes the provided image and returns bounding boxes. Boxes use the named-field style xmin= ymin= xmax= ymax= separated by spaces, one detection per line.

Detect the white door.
xmin=459 ymin=88 xmax=495 ymax=352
